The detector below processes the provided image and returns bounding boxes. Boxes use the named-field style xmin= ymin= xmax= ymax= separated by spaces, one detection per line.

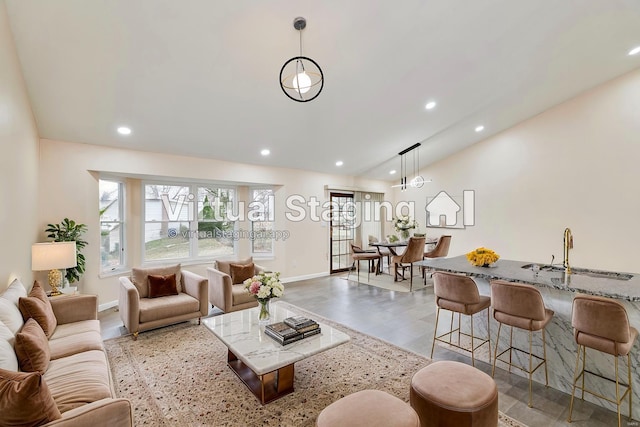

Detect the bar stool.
xmin=568 ymin=294 xmax=638 ymax=427
xmin=490 ymin=280 xmax=554 ymax=407
xmin=430 ymin=272 xmax=491 ymax=366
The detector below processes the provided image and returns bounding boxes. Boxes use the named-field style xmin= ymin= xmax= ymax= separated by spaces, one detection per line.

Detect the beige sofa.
xmin=206 ymin=257 xmax=264 ymax=313
xmin=119 ymin=264 xmax=208 ymax=339
xmin=0 ymin=279 xmax=132 ymax=427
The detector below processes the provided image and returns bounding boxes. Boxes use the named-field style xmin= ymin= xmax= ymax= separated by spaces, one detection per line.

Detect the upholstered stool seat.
xmin=410 ymin=361 xmax=498 ymax=427
xmin=317 ymin=389 xmax=420 ymax=427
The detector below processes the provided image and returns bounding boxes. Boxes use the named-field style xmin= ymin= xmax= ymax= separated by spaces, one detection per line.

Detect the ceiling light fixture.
xmin=629 ymin=46 xmax=640 ymax=56
xmin=117 ymin=126 xmax=131 ymax=135
xmin=391 ymin=143 xmax=427 ymax=191
xmin=335 ymin=160 xmax=343 ymax=167
xmin=280 ymin=17 xmax=324 ymax=102
xmin=261 ymin=149 xmax=270 ymax=156
xmin=389 ymin=170 xmax=397 ymax=175
xmin=425 ymin=101 xmax=437 ymax=110
xmin=475 ymin=125 xmax=485 ymax=132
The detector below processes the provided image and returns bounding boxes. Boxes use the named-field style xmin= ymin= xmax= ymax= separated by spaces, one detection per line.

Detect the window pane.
xmin=145 ymin=185 xmax=190 ymax=221
xmin=196 ymin=224 xmax=234 ymax=257
xmin=100 ymin=179 xmax=124 ymax=272
xmin=251 ymin=221 xmax=273 ymax=253
xmin=251 ymin=189 xmax=274 ymax=254
xmin=144 ymin=222 xmax=190 ymax=260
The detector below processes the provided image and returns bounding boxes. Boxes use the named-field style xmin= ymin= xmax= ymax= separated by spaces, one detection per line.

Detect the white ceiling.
xmin=5 ymin=0 xmax=640 ymax=181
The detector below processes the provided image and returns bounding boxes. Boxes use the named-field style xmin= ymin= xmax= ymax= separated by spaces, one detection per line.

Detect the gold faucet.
xmin=563 ymin=228 xmax=573 ymax=274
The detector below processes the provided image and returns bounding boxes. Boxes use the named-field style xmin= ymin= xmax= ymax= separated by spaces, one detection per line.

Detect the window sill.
xmin=99 ymin=267 xmax=130 ymax=279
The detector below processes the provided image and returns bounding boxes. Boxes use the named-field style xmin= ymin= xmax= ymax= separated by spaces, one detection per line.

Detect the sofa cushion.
xmin=138 ymin=293 xmax=200 ymax=323
xmin=132 ymin=264 xmax=182 ymax=297
xmin=0 ymin=369 xmax=61 ymax=426
xmin=0 ymin=340 xmax=18 ymax=371
xmin=15 ymin=318 xmax=50 ymax=374
xmin=44 ymin=350 xmax=112 ymax=413
xmin=49 ymin=319 xmax=101 ymax=341
xmin=0 ymin=279 xmax=28 ymax=335
xmin=18 ymin=281 xmax=57 ymax=338
xmin=215 ymin=257 xmax=253 ymax=276
xmin=232 ymin=284 xmax=257 ymax=305
xmin=148 ymin=274 xmax=179 ymax=298
xmin=49 ymin=330 xmax=104 ymax=360
xmin=230 ymin=263 xmax=255 ymax=285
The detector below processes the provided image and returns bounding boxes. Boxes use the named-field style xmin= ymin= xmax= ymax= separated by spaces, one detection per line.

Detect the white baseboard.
xmin=99 ymin=300 xmax=118 ymax=312
xmin=281 ymin=271 xmax=329 ymax=283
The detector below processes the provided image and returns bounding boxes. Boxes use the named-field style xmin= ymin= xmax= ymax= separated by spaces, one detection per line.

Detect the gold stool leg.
xmin=509 ymin=326 xmax=514 ymax=374
xmin=629 ymin=353 xmax=633 ymax=422
xmin=568 ymin=344 xmax=582 ymax=423
xmin=492 ymin=322 xmax=502 ymax=377
xmin=528 ymin=330 xmax=533 ymax=407
xmin=581 ymin=346 xmax=586 ymax=400
xmin=487 ymin=309 xmax=492 ymax=362
xmin=431 ymin=307 xmax=440 ymax=359
xmin=543 ymin=328 xmax=549 ymax=387
xmin=615 ymin=355 xmax=621 ymax=427
xmin=470 ymin=312 xmax=475 ymax=367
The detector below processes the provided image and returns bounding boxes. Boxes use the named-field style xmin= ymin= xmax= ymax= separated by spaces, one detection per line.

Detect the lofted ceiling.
xmin=5 ymin=0 xmax=640 ymax=181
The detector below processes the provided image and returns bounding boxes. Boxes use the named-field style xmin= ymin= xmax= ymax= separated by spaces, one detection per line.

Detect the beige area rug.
xmin=105 ymin=303 xmax=526 ymax=427
xmin=340 ymin=268 xmax=433 ymax=292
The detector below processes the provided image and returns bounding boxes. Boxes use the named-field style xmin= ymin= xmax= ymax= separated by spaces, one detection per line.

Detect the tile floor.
xmin=99 ymin=275 xmax=632 ymax=427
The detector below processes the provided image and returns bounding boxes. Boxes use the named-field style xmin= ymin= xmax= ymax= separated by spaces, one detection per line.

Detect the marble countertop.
xmin=202 ymin=301 xmax=350 ymax=375
xmin=417 ymin=256 xmax=640 ymax=301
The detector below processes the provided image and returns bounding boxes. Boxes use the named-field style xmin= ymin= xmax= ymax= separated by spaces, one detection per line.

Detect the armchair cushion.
xmin=15 ymin=318 xmax=50 ymax=374
xmin=132 ymin=264 xmax=182 ymax=297
xmin=18 ymin=281 xmax=57 ymax=338
xmin=232 ymin=285 xmax=257 ymax=306
xmin=138 ymin=293 xmax=200 ymax=324
xmin=215 ymin=257 xmax=253 ymax=276
xmin=148 ymin=274 xmax=178 ymax=298
xmin=230 ymin=263 xmax=255 ymax=285
xmin=0 ymin=369 xmax=61 ymax=426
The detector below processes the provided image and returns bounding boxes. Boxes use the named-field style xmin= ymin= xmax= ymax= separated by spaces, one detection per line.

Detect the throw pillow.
xmin=0 ymin=300 xmax=24 ymax=336
xmin=148 ymin=274 xmax=179 ymax=298
xmin=18 ymin=281 xmax=57 ymax=338
xmin=229 ymin=263 xmax=255 ymax=284
xmin=0 ymin=340 xmax=18 ymax=372
xmin=0 ymin=279 xmax=28 ymax=335
xmin=215 ymin=257 xmax=253 ymax=276
xmin=0 ymin=369 xmax=61 ymax=426
xmin=14 ymin=318 xmax=50 ymax=374
xmin=132 ymin=264 xmax=182 ymax=297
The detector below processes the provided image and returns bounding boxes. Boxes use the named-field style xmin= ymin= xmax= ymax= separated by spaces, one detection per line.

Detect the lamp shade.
xmin=32 ymin=242 xmax=77 ymax=271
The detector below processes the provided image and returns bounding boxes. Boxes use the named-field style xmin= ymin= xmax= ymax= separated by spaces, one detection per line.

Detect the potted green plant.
xmin=45 ymin=218 xmax=88 ymax=283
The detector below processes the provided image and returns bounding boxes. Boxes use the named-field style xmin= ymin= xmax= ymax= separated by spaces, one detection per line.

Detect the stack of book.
xmin=264 ymin=316 xmax=321 ymax=345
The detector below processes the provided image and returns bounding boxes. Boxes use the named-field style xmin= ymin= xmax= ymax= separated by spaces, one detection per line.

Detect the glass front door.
xmin=330 ymin=192 xmax=355 ymax=273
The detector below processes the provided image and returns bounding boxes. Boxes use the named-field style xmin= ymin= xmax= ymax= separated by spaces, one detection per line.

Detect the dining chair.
xmin=422 ymin=235 xmax=452 ymax=281
xmin=369 ymin=235 xmax=391 ymax=273
xmin=348 ymin=243 xmax=381 ymax=281
xmin=390 ymin=236 xmax=425 ymax=290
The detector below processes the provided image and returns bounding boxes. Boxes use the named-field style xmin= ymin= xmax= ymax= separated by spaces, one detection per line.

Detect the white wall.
xmin=398 ymin=68 xmax=640 ymax=272
xmin=38 ymin=139 xmax=389 ymax=305
xmin=0 ymin=0 xmax=39 ymax=291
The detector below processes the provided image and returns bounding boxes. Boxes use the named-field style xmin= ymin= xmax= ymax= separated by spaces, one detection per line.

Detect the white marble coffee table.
xmin=202 ymin=301 xmax=350 ymax=404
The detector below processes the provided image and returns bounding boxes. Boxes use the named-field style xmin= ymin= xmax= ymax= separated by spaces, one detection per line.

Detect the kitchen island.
xmin=417 ymin=256 xmax=640 ymax=417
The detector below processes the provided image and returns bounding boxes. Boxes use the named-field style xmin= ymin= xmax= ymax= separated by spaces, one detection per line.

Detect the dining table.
xmin=369 ymin=238 xmax=438 ymax=275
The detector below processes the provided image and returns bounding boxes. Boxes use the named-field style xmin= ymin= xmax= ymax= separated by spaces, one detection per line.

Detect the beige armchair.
xmin=119 ymin=264 xmax=208 ymax=340
xmin=206 ymin=257 xmax=265 ymax=313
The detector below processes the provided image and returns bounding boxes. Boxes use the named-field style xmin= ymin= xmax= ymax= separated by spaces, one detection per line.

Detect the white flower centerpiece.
xmin=393 ymin=215 xmax=418 ymax=240
xmin=244 ymin=271 xmax=284 ymax=324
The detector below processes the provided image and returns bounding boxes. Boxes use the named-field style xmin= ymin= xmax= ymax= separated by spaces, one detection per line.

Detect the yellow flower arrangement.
xmin=466 ymin=247 xmax=500 ymax=267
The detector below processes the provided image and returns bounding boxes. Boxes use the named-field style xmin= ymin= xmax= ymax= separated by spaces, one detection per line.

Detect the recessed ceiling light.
xmin=117 ymin=126 xmax=131 ymax=135
xmin=425 ymin=101 xmax=437 ymax=110
xmin=389 ymin=170 xmax=397 ymax=175
xmin=629 ymin=46 xmax=640 ymax=56
xmin=475 ymin=125 xmax=485 ymax=133
xmin=335 ymin=161 xmax=344 ymax=167
xmin=261 ymin=149 xmax=270 ymax=156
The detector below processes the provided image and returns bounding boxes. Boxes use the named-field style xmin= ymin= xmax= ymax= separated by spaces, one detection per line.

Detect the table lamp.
xmin=32 ymin=242 xmax=77 ymax=296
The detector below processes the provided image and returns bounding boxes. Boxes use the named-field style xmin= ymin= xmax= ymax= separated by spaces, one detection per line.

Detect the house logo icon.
xmin=425 ymin=190 xmax=475 ymax=228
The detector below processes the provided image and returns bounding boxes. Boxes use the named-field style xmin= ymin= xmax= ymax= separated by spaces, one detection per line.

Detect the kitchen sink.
xmin=521 ymin=264 xmax=633 ymax=281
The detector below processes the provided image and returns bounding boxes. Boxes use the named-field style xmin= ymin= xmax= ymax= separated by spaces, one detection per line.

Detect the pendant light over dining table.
xmin=396 ymin=143 xmax=428 ymax=191
xmin=279 ymin=17 xmax=324 ymax=102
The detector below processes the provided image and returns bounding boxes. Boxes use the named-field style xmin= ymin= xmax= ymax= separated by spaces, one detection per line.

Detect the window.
xmin=99 ymin=179 xmax=125 ymax=272
xmin=143 ymin=183 xmax=236 ymax=261
xmin=250 ymin=188 xmax=275 ymax=255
